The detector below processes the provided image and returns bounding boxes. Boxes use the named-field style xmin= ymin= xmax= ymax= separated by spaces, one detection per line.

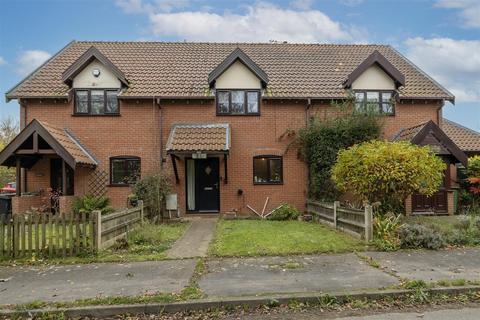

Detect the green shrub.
xmin=332 ymin=141 xmax=446 ymax=213
xmin=449 ymin=215 xmax=480 ymax=246
xmin=373 ymin=214 xmax=403 ymax=251
xmin=133 ymin=171 xmax=171 ymax=221
xmin=268 ymin=204 xmax=300 ymax=221
xmin=294 ymin=107 xmax=381 ymax=201
xmin=72 ymin=195 xmax=114 ymax=215
xmin=399 ymin=224 xmax=445 ymax=250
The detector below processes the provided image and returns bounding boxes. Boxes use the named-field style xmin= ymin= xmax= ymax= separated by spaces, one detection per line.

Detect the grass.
xmin=208 ymin=219 xmax=365 ymax=257
xmin=0 ymin=221 xmax=189 ymax=265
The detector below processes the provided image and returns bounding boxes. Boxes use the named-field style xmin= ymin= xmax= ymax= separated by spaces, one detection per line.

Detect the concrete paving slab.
xmin=0 ymin=260 xmax=197 ymax=305
xmin=365 ymin=248 xmax=480 ymax=282
xmin=199 ymin=254 xmax=399 ymax=297
xmin=167 ymin=218 xmax=217 ymax=259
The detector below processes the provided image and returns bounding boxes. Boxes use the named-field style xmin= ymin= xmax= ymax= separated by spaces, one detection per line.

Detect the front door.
xmin=195 ymin=158 xmax=220 ymax=212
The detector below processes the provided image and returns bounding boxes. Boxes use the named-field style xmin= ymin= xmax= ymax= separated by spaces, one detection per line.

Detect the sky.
xmin=0 ymin=0 xmax=479 ymax=130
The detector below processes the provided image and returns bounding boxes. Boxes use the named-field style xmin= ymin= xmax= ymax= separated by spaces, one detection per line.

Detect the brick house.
xmin=1 ymin=41 xmax=477 ymax=216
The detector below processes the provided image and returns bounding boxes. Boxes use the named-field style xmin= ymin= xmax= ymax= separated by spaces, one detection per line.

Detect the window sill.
xmin=216 ymin=113 xmax=260 ymax=116
xmin=72 ymin=114 xmax=121 ymax=117
xmin=108 ymin=184 xmax=133 ymax=187
xmin=253 ymin=182 xmax=283 ymax=185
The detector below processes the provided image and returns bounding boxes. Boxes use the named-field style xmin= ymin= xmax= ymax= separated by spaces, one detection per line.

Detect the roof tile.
xmin=6 ymin=42 xmax=453 ymax=100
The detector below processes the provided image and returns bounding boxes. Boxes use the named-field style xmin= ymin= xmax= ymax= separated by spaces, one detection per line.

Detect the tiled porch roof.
xmin=166 ymin=124 xmax=230 ymax=153
xmin=0 ymin=119 xmax=97 ymax=168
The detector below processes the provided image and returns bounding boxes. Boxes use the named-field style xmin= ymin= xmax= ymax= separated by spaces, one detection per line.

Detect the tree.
xmin=332 ymin=140 xmax=446 ymax=213
xmin=0 ymin=117 xmax=19 ymax=187
xmin=466 ymin=155 xmax=480 ymax=206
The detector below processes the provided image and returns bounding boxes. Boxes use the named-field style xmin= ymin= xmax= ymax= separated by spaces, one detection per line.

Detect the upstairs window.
xmin=75 ymin=89 xmax=119 ymax=115
xmin=253 ymin=155 xmax=283 ymax=184
xmin=355 ymin=91 xmax=394 ymax=115
xmin=110 ymin=156 xmax=141 ymax=186
xmin=217 ymin=90 xmax=260 ymax=115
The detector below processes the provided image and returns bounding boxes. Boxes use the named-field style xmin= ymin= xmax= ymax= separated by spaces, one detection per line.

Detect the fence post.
xmin=333 ymin=201 xmax=339 ymax=229
xmin=364 ymin=205 xmax=373 ymax=242
xmin=93 ymin=210 xmax=102 ymax=251
xmin=138 ymin=200 xmax=144 ymax=225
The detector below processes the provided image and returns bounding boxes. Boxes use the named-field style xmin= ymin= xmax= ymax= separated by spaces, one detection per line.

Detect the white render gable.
xmin=72 ymin=59 xmax=121 ymax=89
xmin=215 ymin=61 xmax=262 ymax=89
xmin=351 ymin=64 xmax=395 ymax=91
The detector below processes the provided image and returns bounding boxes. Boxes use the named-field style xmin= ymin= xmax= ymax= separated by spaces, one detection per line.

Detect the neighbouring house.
xmin=1 ymin=41 xmax=475 ymax=216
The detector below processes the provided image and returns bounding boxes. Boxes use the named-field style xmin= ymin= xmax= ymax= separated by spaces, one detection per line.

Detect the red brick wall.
xmin=23 ymin=99 xmax=161 ymax=209
xmin=161 ymin=100 xmax=308 ymax=215
xmin=22 ymin=98 xmax=441 ymax=213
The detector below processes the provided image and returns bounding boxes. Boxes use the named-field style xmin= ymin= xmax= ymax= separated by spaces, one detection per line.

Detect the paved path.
xmin=1 ymin=247 xmax=479 ymax=306
xmin=200 ymin=254 xmax=399 ymax=296
xmin=364 ymin=248 xmax=480 ymax=282
xmin=0 ymin=260 xmax=196 ymax=305
xmin=166 ymin=217 xmax=217 ymax=259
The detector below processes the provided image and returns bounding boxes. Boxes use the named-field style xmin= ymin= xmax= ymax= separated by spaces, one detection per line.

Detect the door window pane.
xmin=106 ymin=91 xmax=118 ymax=113
xmin=91 ymin=90 xmax=105 ymax=114
xmin=217 ymin=91 xmax=230 ymax=113
xmin=231 ymin=91 xmax=245 ymax=114
xmin=75 ymin=90 xmax=89 ymax=113
xmin=247 ymin=91 xmax=259 ymax=113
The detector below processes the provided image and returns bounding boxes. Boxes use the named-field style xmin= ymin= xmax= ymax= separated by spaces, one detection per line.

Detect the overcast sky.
xmin=0 ymin=0 xmax=479 ymax=130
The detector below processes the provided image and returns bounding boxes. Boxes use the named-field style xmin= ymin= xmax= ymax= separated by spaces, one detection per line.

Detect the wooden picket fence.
xmin=0 ymin=212 xmax=97 ymax=259
xmin=306 ymin=200 xmax=373 ymax=241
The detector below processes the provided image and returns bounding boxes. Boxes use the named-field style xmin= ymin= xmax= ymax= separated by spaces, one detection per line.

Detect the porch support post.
xmin=224 ymin=154 xmax=228 ymax=184
xmin=16 ymin=157 xmax=21 ymax=197
xmin=61 ymin=159 xmax=67 ymax=195
xmin=170 ymin=154 xmax=180 ymax=184
xmin=33 ymin=132 xmax=39 ymax=153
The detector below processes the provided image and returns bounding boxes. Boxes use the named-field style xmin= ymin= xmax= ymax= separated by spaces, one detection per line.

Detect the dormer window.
xmin=355 ymin=91 xmax=394 ymax=115
xmin=217 ymin=90 xmax=260 ymax=115
xmin=74 ymin=89 xmax=119 ymax=115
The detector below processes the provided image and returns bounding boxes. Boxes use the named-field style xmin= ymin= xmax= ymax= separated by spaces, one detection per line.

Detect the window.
xmin=253 ymin=156 xmax=283 ymax=184
xmin=216 ymin=90 xmax=260 ymax=115
xmin=355 ymin=91 xmax=394 ymax=115
xmin=110 ymin=157 xmax=141 ymax=186
xmin=74 ymin=89 xmax=119 ymax=115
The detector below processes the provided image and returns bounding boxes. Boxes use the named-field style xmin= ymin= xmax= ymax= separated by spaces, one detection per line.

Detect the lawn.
xmin=0 ymin=221 xmax=189 ymax=265
xmin=209 ymin=219 xmax=366 ymax=257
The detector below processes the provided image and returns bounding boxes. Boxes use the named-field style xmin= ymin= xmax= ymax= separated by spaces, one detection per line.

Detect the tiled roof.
xmin=441 ymin=119 xmax=480 ymax=152
xmin=394 ymin=119 xmax=480 ymax=153
xmin=37 ymin=120 xmax=98 ymax=166
xmin=6 ymin=41 xmax=454 ymax=101
xmin=393 ymin=121 xmax=429 ymax=142
xmin=166 ymin=124 xmax=230 ymax=153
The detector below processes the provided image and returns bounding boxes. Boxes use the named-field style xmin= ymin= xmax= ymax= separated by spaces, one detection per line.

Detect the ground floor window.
xmin=110 ymin=156 xmax=141 ymax=186
xmin=253 ymin=155 xmax=283 ymax=184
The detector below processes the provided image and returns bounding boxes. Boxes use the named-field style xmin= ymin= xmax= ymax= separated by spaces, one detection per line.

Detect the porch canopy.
xmin=0 ymin=119 xmax=97 ymax=196
xmin=166 ymin=123 xmax=230 ymax=183
xmin=393 ymin=120 xmax=468 ymax=166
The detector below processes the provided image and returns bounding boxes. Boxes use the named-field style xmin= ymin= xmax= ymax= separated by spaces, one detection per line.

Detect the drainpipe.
xmin=156 ymin=97 xmax=164 ymax=169
xmin=305 ymin=98 xmax=312 ymax=204
xmin=437 ymin=99 xmax=444 ymax=126
xmin=20 ymin=99 xmax=27 ymax=193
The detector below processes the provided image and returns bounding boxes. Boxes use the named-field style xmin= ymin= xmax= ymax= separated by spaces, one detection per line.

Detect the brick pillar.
xmin=447 ymin=191 xmax=455 ymax=215
xmin=405 ymin=195 xmax=412 ymax=216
